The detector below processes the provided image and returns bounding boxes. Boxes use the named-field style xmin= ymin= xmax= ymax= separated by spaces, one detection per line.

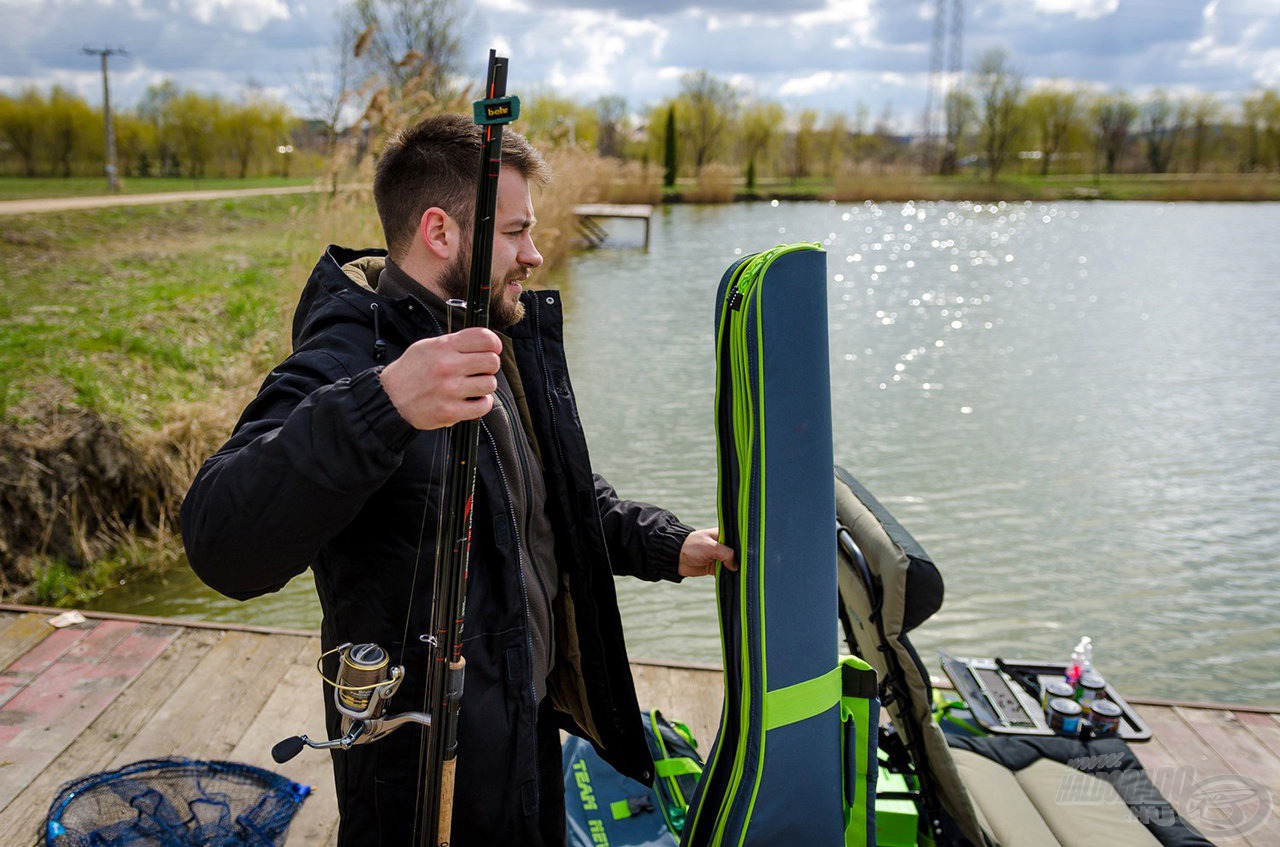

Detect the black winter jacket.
xmin=180 ymin=246 xmax=692 ymax=845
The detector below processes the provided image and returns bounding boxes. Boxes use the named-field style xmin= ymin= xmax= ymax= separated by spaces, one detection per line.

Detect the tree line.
xmin=5 ymin=1 xmax=1280 ymax=189
xmin=0 ymin=83 xmax=298 ymax=180
xmin=517 ymin=48 xmax=1280 ymax=186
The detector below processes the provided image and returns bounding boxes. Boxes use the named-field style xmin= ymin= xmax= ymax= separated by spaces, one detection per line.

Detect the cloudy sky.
xmin=2 ymin=0 xmax=1277 ymax=132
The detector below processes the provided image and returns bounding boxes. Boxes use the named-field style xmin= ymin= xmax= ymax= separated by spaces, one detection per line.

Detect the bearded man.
xmin=180 ymin=113 xmax=729 ymax=845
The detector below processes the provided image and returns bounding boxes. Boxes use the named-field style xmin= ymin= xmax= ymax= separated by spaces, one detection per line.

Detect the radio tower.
xmin=921 ymin=0 xmax=963 ymax=174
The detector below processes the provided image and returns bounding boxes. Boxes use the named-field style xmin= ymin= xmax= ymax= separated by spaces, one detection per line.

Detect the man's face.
xmin=438 ymin=169 xmax=542 ymax=329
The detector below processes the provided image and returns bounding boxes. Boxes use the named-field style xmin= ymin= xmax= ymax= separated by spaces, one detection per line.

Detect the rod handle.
xmin=436 ymin=756 xmax=457 ymax=846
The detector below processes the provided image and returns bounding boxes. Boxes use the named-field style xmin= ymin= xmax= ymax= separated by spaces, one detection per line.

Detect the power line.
xmin=84 ymin=46 xmax=127 ymax=192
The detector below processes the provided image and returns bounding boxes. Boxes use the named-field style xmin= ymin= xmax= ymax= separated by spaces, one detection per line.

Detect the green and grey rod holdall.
xmin=682 ymin=244 xmax=879 ymax=847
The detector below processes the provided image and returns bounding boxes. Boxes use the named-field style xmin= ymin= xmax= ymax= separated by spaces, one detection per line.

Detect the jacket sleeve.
xmin=593 ymin=474 xmax=693 ymax=583
xmin=180 ymin=349 xmax=416 ymax=600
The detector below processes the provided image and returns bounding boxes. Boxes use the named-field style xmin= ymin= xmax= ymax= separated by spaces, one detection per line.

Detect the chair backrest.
xmin=834 ymin=466 xmax=987 ymax=846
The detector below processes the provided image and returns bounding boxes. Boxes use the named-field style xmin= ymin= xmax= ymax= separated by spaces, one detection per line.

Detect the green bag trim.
xmin=611 ymin=799 xmax=633 ymax=820
xmin=654 ymin=757 xmax=702 ymax=778
xmin=762 ymin=665 xmax=843 ymax=731
xmin=841 ymin=657 xmax=876 ymax=846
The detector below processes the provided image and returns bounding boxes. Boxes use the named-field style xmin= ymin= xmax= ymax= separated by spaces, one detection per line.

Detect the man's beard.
xmin=438 ymin=248 xmax=526 ymax=329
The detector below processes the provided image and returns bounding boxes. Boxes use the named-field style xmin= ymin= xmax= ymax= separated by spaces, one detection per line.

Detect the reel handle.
xmin=272 ymin=735 xmax=306 ymax=764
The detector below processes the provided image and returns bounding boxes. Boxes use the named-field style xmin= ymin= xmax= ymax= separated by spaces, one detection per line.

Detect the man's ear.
xmin=418 ymin=207 xmax=457 ymax=260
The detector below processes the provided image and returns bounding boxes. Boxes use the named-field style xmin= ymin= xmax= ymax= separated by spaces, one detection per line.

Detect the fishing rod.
xmin=271 ymin=50 xmax=521 ymax=847
xmin=414 ymin=48 xmax=519 ymax=847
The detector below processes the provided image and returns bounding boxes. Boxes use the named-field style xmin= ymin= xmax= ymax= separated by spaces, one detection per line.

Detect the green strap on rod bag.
xmin=682 ymin=245 xmax=879 ymax=847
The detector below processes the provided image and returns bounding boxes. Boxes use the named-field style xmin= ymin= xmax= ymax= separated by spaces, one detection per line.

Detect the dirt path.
xmin=0 ymin=184 xmax=325 ymax=216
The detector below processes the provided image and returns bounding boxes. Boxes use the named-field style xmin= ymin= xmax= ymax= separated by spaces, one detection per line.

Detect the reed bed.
xmin=611 ymin=161 xmax=663 ymax=205
xmin=685 ymin=164 xmax=737 ymax=204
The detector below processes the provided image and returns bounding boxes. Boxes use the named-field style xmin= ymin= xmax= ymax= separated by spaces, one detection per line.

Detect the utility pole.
xmin=84 ymin=46 xmax=126 ymax=192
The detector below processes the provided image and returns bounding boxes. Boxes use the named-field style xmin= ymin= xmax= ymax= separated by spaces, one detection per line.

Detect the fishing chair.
xmin=833 ymin=466 xmax=1214 ymax=847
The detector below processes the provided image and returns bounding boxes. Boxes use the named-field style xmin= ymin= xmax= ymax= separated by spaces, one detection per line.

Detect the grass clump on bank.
xmin=0 ymin=194 xmax=324 ymax=598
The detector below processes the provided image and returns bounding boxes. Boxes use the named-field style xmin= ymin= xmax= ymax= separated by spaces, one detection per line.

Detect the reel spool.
xmin=335 ymin=642 xmax=392 ymax=717
xmin=272 ymin=642 xmax=431 ymax=763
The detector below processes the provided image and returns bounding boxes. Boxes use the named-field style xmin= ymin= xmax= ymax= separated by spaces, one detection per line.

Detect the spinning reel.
xmin=272 ymin=642 xmax=431 ymax=763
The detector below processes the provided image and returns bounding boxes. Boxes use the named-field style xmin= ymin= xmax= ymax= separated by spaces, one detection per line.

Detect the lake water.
xmin=91 ymin=200 xmax=1280 ymax=706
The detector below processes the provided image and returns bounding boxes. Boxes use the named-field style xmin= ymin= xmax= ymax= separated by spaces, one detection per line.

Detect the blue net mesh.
xmin=44 ymin=758 xmax=311 ymax=846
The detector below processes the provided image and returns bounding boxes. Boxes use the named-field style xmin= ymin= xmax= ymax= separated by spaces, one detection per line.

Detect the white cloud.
xmin=1029 ymin=0 xmax=1118 ymax=19
xmin=180 ymin=0 xmax=289 ymax=32
xmin=778 ymin=70 xmax=839 ymax=97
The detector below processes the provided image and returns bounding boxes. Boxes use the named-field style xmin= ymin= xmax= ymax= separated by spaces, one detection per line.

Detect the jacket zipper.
xmin=531 ymin=295 xmax=627 ymax=742
xmin=496 ymin=392 xmax=555 ymax=631
xmin=422 ymin=304 xmax=542 ymax=799
xmin=530 ymin=297 xmax=567 ymax=471
xmin=479 ymin=419 xmax=541 ymax=803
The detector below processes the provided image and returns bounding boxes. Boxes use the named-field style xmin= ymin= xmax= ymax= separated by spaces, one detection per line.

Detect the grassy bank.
xmin=662 ymin=172 xmax=1280 ymax=203
xmin=0 ymin=176 xmax=317 ymax=201
xmin=0 ymin=192 xmax=365 ymax=602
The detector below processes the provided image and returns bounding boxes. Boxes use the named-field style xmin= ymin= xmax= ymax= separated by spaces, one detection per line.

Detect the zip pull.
xmin=727 ymin=286 xmax=744 ymax=311
xmin=370 ymin=303 xmax=387 ymax=363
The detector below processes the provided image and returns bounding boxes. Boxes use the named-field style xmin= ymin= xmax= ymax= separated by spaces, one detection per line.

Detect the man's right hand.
xmin=378 ymin=327 xmax=503 ymax=430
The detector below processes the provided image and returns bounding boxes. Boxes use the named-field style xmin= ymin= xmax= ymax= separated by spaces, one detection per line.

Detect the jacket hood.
xmin=290 ymin=245 xmax=391 ymax=351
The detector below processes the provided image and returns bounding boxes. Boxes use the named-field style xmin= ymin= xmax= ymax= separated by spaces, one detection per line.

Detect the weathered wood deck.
xmin=0 ymin=605 xmax=1275 ymax=845
xmin=572 ymin=203 xmax=653 ymax=249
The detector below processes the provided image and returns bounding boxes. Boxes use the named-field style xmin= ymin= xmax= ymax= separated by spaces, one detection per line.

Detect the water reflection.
xmin=92 ymin=201 xmax=1280 ymax=706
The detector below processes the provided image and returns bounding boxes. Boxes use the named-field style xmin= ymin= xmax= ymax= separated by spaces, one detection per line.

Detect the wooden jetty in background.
xmin=572 ymin=203 xmax=653 ymax=249
xmin=0 ymin=605 xmax=1275 ymax=844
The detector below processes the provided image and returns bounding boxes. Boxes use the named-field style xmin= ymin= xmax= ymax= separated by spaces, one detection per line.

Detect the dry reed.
xmin=611 ymin=161 xmax=663 ymax=205
xmin=685 ymin=164 xmax=737 ymax=203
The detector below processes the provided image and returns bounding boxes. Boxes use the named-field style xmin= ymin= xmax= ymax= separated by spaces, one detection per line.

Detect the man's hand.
xmin=379 ymin=327 xmax=503 ymax=430
xmin=678 ymin=528 xmax=736 ymax=578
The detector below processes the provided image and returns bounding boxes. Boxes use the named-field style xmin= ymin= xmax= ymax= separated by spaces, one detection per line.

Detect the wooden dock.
xmin=572 ymin=203 xmax=653 ymax=249
xmin=0 ymin=605 xmax=1275 ymax=844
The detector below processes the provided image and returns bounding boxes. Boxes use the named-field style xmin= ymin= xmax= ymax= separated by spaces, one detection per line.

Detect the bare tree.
xmin=1093 ymin=93 xmax=1137 ymax=175
xmin=294 ymin=12 xmax=362 ymax=159
xmin=595 ymin=95 xmax=627 ymax=159
xmin=1026 ymin=86 xmax=1080 ymax=176
xmin=739 ymin=100 xmax=784 ymax=189
xmin=351 ymin=0 xmax=470 ymax=102
xmin=1142 ymin=89 xmax=1187 ymax=173
xmin=942 ymin=88 xmax=974 ymax=174
xmin=0 ymin=87 xmax=46 ymax=176
xmin=973 ymin=47 xmax=1023 ymax=181
xmin=1185 ymin=94 xmax=1220 ymax=174
xmin=791 ymin=108 xmax=819 ymax=181
xmin=679 ymin=70 xmax=738 ymax=170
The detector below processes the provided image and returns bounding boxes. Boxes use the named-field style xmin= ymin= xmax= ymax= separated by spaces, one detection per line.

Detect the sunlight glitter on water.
xmin=92 ymin=200 xmax=1280 ymax=707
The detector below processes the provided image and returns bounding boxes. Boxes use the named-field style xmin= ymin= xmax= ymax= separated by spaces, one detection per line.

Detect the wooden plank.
xmin=109 ymin=630 xmax=310 ymax=766
xmin=572 ymin=203 xmax=653 ymax=219
xmin=1237 ymin=710 xmax=1280 ymax=756
xmin=1139 ymin=704 xmax=1262 ymax=846
xmin=1127 ymin=706 xmax=1184 ymax=774
xmin=0 ymin=602 xmax=320 ymax=639
xmin=0 ymin=613 xmax=58 ymax=675
xmin=635 ymin=666 xmax=724 ymax=753
xmin=1173 ymin=706 xmax=1280 ymax=846
xmin=0 ymin=623 xmax=94 ymax=708
xmin=0 ymin=621 xmax=178 ymax=808
xmin=0 ymin=627 xmax=221 ymax=846
xmin=228 ymin=636 xmax=338 ymax=846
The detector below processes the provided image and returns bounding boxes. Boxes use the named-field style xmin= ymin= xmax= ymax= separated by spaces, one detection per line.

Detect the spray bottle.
xmin=1066 ymin=636 xmax=1093 ymax=687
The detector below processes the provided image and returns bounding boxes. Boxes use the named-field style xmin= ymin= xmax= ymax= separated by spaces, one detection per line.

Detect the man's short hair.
xmin=374 ymin=113 xmax=550 ymax=260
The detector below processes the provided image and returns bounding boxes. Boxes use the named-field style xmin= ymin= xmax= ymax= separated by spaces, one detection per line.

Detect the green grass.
xmin=0 ymin=194 xmax=317 ymax=427
xmin=0 ymin=175 xmax=316 ymax=201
